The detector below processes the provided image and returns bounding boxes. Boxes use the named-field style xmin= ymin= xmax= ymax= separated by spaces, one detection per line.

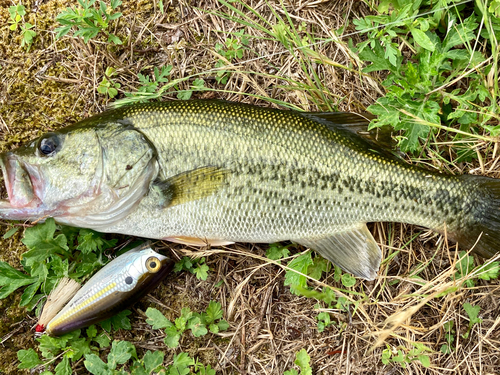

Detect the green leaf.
xmin=358 ymin=39 xmax=396 ymax=73
xmin=194 ymin=263 xmax=209 ymax=280
xmin=108 ymin=340 xmax=136 ymax=369
xmin=284 ymin=252 xmax=313 ymax=293
xmin=93 ymin=333 xmax=111 ymax=349
xmin=174 ymin=257 xmax=193 ymax=273
xmin=205 ymin=301 xmax=223 ymax=323
xmin=177 ymin=90 xmax=193 ymax=100
xmin=476 ymin=262 xmax=500 ymax=280
xmin=19 ymin=278 xmax=42 ymax=306
xmin=100 ymin=310 xmax=132 ymax=332
xmin=77 ymin=229 xmax=117 ymax=254
xmin=107 ymin=33 xmax=122 ymax=44
xmin=0 ymin=262 xmax=37 ymax=299
xmin=3 ymin=226 xmax=20 ymax=239
xmin=84 ymin=353 xmax=109 ymax=375
xmin=266 ymin=243 xmax=290 ymax=260
xmin=209 ymin=323 xmax=219 ymax=334
xmin=187 ymin=317 xmax=208 ymax=337
xmin=55 ymin=355 xmax=72 ymax=375
xmin=65 ymin=337 xmax=91 ymax=361
xmin=418 ymin=354 xmax=430 ymax=367
xmin=164 ymin=326 xmax=181 ymax=348
xmin=196 ymin=363 xmax=216 ymax=375
xmin=146 ymin=307 xmax=173 ymax=329
xmin=22 ymin=219 xmax=69 ymax=266
xmin=17 ymin=348 xmax=43 ymax=369
xmin=307 ymin=256 xmax=329 ymax=280
xmin=455 ymin=251 xmax=474 ymax=277
xmin=295 ymin=349 xmax=312 ymax=375
xmin=463 ymin=303 xmax=482 ymax=325
xmin=217 ymin=319 xmax=229 ymax=331
xmin=410 ymin=28 xmax=435 ymax=51
xmin=341 ymin=274 xmax=356 ymax=288
xmin=86 ymin=325 xmax=98 ymax=339
xmin=143 ymin=350 xmax=164 ymax=374
xmin=171 ymin=353 xmax=194 ymax=374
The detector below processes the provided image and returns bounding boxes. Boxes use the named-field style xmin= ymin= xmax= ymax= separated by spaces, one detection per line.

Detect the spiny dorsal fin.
xmin=301 ymin=112 xmax=396 ymax=154
xmin=293 ymin=223 xmax=382 ymax=280
xmin=153 ymin=166 xmax=231 ymax=208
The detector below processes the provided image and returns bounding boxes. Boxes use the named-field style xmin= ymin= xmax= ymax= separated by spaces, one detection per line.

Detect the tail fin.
xmin=451 ymin=175 xmax=500 ymax=258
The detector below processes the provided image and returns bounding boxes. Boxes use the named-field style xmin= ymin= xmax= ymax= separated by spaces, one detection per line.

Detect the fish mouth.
xmin=0 ymin=153 xmax=42 ymax=219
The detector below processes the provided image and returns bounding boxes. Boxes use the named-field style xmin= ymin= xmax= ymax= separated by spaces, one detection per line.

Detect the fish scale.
xmin=1 ymin=100 xmax=499 ymax=280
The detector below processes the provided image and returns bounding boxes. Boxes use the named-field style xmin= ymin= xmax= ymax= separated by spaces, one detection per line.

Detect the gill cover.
xmin=45 ymin=243 xmax=173 ymax=336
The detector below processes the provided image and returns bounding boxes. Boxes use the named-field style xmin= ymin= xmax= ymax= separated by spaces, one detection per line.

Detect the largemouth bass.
xmin=0 ymin=100 xmax=498 ymax=279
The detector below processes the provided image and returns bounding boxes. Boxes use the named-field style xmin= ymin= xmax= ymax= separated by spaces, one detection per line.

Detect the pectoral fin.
xmin=293 ymin=224 xmax=381 ymax=280
xmin=153 ymin=166 xmax=231 ymax=208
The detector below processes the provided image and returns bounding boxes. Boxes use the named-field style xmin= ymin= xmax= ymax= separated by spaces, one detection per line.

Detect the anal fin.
xmin=293 ymin=224 xmax=382 ymax=280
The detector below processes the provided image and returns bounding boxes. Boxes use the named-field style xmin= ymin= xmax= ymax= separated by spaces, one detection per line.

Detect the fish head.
xmin=0 ymin=122 xmax=158 ymax=224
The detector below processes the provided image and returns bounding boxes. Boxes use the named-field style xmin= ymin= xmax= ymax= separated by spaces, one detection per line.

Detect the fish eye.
xmin=145 ymin=256 xmax=162 ymax=273
xmin=38 ymin=134 xmax=60 ymax=156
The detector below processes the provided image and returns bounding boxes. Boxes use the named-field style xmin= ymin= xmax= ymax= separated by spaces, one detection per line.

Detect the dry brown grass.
xmin=1 ymin=0 xmax=499 ymax=374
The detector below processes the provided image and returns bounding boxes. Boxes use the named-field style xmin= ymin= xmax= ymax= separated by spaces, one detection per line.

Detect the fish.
xmin=0 ymin=100 xmax=499 ymax=280
xmin=43 ymin=243 xmax=173 ymax=336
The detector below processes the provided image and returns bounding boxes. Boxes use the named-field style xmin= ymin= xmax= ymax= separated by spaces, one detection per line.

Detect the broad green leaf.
xmin=194 ymin=263 xmax=209 ymax=280
xmin=307 ymin=256 xmax=329 ymax=280
xmin=55 ymin=356 xmax=72 ymax=375
xmin=359 ymin=40 xmax=396 ymax=73
xmin=107 ymin=340 xmax=136 ymax=369
xmin=266 ymin=243 xmax=290 ymax=260
xmin=17 ymin=348 xmax=42 ymax=369
xmin=187 ymin=317 xmax=208 ymax=337
xmin=100 ymin=310 xmax=131 ymax=332
xmin=463 ymin=303 xmax=482 ymax=325
xmin=284 ymin=252 xmax=313 ymax=292
xmin=410 ymin=28 xmax=435 ymax=51
xmin=217 ymin=319 xmax=229 ymax=331
xmin=143 ymin=350 xmax=164 ymax=374
xmin=476 ymin=262 xmax=500 ymax=280
xmin=0 ymin=262 xmax=37 ymax=299
xmin=164 ymin=326 xmax=181 ymax=348
xmin=93 ymin=333 xmax=111 ymax=349
xmin=418 ymin=355 xmax=431 ymax=367
xmin=171 ymin=353 xmax=194 ymax=373
xmin=295 ymin=349 xmax=312 ymax=375
xmin=19 ymin=278 xmax=42 ymax=306
xmin=341 ymin=274 xmax=356 ymax=288
xmin=22 ymin=219 xmax=69 ymax=266
xmin=205 ymin=301 xmax=223 ymax=323
xmin=84 ymin=353 xmax=109 ymax=375
xmin=146 ymin=307 xmax=173 ymax=329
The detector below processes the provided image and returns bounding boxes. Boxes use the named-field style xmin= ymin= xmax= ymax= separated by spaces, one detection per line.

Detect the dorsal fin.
xmin=301 ymin=112 xmax=397 ymax=157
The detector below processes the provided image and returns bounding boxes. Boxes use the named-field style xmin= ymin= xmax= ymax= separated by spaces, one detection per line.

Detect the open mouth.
xmin=0 ymin=153 xmax=42 ymax=219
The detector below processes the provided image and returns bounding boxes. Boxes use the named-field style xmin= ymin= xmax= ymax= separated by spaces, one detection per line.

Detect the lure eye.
xmin=38 ymin=134 xmax=60 ymax=156
xmin=145 ymin=256 xmax=162 ymax=273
